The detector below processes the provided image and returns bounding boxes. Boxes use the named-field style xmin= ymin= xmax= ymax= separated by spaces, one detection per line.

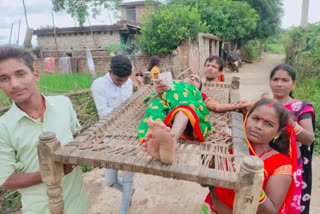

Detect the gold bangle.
xmin=294 ymin=123 xmax=302 ymax=134
xmin=296 ymin=126 xmax=303 ymax=135
xmin=259 ymin=190 xmax=265 ymax=201
xmin=259 ymin=190 xmax=266 ymax=204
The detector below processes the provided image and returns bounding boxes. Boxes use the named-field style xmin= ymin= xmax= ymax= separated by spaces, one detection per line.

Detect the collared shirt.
xmin=0 ymin=96 xmax=89 ymax=214
xmin=91 ymin=73 xmax=133 ymax=119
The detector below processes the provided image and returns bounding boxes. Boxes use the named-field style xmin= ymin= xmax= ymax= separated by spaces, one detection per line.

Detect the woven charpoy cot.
xmin=37 ymin=81 xmax=265 ymax=214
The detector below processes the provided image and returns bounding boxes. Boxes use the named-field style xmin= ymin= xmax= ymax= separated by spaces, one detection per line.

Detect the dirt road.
xmin=84 ymin=53 xmax=320 ymax=213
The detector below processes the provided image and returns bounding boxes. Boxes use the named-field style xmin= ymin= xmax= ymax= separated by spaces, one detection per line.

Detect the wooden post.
xmin=230 ymin=112 xmax=248 ymax=168
xmin=17 ymin=19 xmax=21 ymax=45
xmin=231 ymin=76 xmax=240 ymax=89
xmin=9 ymin=23 xmax=13 ymax=45
xmin=37 ymin=132 xmax=65 ymax=214
xmin=87 ymin=16 xmax=98 ymax=50
xmin=233 ymin=156 xmax=264 ymax=214
xmin=22 ymin=0 xmax=29 ymax=29
xmin=301 ymin=0 xmax=309 ymax=27
xmin=51 ymin=12 xmax=59 ymax=58
xmin=23 ymin=28 xmax=33 ymax=48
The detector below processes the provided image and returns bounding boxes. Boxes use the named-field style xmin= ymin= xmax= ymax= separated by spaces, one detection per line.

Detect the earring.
xmin=273 ymin=135 xmax=279 ymax=143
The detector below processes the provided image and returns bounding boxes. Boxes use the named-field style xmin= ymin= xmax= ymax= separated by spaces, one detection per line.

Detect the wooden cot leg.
xmin=233 ymin=156 xmax=264 ymax=214
xmin=231 ymin=76 xmax=240 ymax=89
xmin=38 ymin=132 xmax=65 ymax=214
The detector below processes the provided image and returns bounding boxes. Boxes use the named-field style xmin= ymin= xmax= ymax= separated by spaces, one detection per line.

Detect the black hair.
xmin=147 ymin=56 xmax=160 ymax=71
xmin=0 ymin=46 xmax=34 ymax=72
xmin=185 ymin=73 xmax=203 ymax=90
xmin=110 ymin=55 xmax=132 ymax=77
xmin=204 ymin=56 xmax=224 ymax=71
xmin=248 ymin=98 xmax=290 ymax=154
xmin=270 ymin=64 xmax=296 ymax=97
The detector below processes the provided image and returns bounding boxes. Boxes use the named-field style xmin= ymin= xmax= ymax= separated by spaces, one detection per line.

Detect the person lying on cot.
xmin=137 ymin=73 xmax=250 ymax=164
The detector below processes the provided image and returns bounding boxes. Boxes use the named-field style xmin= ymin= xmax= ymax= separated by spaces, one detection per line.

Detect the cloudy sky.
xmin=0 ymin=0 xmax=319 ymax=46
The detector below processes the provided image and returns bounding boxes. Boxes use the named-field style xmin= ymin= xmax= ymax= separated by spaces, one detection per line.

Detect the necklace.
xmin=258 ymin=148 xmax=273 ymax=158
xmin=30 ymin=98 xmax=46 ymax=119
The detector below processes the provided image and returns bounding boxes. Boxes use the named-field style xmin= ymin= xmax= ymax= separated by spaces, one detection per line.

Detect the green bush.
xmin=81 ymin=165 xmax=94 ymax=172
xmin=136 ymin=4 xmax=207 ymax=55
xmin=266 ymin=43 xmax=285 ymax=54
xmin=285 ymin=23 xmax=320 ymax=154
xmin=294 ymin=77 xmax=320 ymax=154
xmin=169 ymin=0 xmax=259 ymax=40
xmin=104 ymin=44 xmax=131 ymax=56
xmin=284 ymin=23 xmax=320 ymax=78
xmin=245 ymin=40 xmax=262 ymax=60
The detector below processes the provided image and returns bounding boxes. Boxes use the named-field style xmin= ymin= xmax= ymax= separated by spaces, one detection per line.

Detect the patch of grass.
xmin=0 ymin=188 xmax=22 ymax=213
xmin=38 ymin=73 xmax=94 ymax=93
xmin=266 ymin=43 xmax=285 ymax=54
xmin=0 ymin=73 xmax=101 ymax=107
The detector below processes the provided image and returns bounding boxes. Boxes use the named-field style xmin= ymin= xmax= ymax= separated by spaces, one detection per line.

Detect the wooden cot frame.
xmin=36 ymin=81 xmax=264 ymax=214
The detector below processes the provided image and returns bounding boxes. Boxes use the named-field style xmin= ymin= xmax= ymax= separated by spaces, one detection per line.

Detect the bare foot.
xmin=143 ymin=132 xmax=160 ymax=160
xmin=147 ymin=118 xmax=177 ymax=164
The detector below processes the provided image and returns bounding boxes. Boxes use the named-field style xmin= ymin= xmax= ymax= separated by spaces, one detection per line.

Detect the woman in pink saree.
xmin=270 ymin=64 xmax=315 ymax=214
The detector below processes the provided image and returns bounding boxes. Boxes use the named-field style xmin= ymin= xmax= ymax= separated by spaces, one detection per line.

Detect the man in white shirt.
xmin=91 ymin=55 xmax=134 ymax=214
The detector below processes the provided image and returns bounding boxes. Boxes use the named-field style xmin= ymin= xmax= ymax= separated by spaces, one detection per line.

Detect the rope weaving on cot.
xmin=56 ymin=82 xmax=242 ymax=188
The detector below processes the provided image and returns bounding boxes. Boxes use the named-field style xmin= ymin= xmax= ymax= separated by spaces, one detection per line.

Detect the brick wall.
xmin=34 ymin=33 xmax=220 ymax=77
xmin=131 ymin=54 xmax=182 ymax=74
xmin=177 ymin=40 xmax=189 ymax=68
xmin=173 ymin=35 xmax=221 ymax=77
xmin=198 ymin=35 xmax=221 ymax=77
xmin=34 ymin=57 xmax=112 ymax=74
xmin=136 ymin=5 xmax=146 ymax=24
xmin=37 ymin=31 xmax=120 ymax=54
xmin=120 ymin=4 xmax=146 ymax=24
xmin=42 ymin=50 xmax=107 ymax=58
xmin=33 ymin=54 xmax=182 ymax=74
xmin=188 ymin=40 xmax=200 ymax=75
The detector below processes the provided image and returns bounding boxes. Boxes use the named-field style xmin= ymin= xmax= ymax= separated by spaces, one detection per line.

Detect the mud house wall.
xmin=33 ymin=57 xmax=112 ymax=74
xmin=37 ymin=31 xmax=120 ymax=54
xmin=120 ymin=4 xmax=146 ymax=24
xmin=34 ymin=33 xmax=219 ymax=77
xmin=198 ymin=35 xmax=220 ymax=77
xmin=33 ymin=54 xmax=181 ymax=74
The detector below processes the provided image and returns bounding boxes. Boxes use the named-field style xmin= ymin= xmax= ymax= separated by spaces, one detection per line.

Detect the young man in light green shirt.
xmin=0 ymin=46 xmax=89 ymax=214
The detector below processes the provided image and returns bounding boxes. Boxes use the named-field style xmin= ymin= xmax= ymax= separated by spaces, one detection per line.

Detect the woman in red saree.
xmin=270 ymin=64 xmax=315 ymax=214
xmin=202 ymin=98 xmax=297 ymax=214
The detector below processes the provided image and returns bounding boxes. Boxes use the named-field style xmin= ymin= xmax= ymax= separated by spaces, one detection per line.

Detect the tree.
xmin=167 ymin=0 xmax=259 ymax=41
xmin=50 ymin=0 xmax=121 ymax=26
xmin=136 ymin=4 xmax=207 ymax=55
xmin=236 ymin=0 xmax=283 ymax=39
